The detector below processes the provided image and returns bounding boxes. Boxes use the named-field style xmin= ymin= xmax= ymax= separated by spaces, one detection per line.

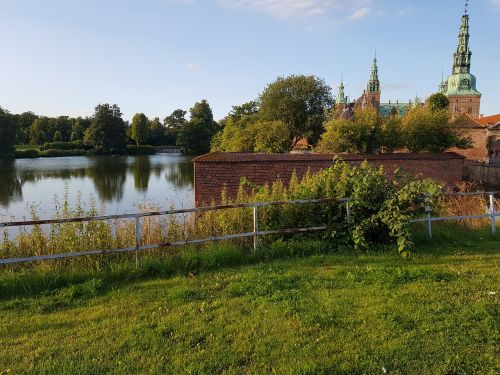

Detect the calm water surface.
xmin=0 ymin=154 xmax=194 ymax=221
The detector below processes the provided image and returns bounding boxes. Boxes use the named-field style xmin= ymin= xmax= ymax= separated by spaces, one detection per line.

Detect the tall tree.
xmin=259 ymin=75 xmax=333 ymax=146
xmin=427 ymin=93 xmax=450 ymax=112
xmin=131 ymin=113 xmax=149 ymax=146
xmin=0 ymin=108 xmax=16 ymax=160
xmin=177 ymin=100 xmax=219 ymax=155
xmin=164 ymin=109 xmax=187 ymax=130
xmin=85 ymin=104 xmax=127 ymax=154
xmin=317 ymin=108 xmax=383 ymax=153
xmin=403 ymin=106 xmax=471 ymax=152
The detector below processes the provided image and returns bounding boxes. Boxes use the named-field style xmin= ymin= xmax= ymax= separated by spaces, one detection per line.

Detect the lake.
xmin=0 ymin=154 xmax=194 ymax=221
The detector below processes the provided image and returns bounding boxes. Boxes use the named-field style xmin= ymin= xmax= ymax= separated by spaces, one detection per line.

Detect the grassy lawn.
xmin=0 ymin=233 xmax=498 ymax=374
xmin=15 ymin=145 xmax=41 ymax=151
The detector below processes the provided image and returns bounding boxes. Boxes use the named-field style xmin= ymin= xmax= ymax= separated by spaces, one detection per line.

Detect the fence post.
xmin=489 ymin=193 xmax=496 ymax=236
xmin=425 ymin=194 xmax=432 ymax=239
xmin=253 ymin=205 xmax=259 ymax=253
xmin=135 ymin=216 xmax=141 ymax=269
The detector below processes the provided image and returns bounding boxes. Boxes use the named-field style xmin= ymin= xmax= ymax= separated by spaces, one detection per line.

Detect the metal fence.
xmin=410 ymin=191 xmax=500 ymax=238
xmin=0 ymin=192 xmax=498 ymax=265
xmin=0 ymin=198 xmax=350 ymax=265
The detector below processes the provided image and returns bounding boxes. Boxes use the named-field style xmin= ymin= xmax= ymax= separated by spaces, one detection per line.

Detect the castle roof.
xmin=477 ymin=114 xmax=500 ymax=126
xmin=452 ymin=112 xmax=486 ymax=129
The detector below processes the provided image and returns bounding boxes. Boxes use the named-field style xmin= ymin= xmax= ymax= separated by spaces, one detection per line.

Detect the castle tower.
xmin=444 ymin=2 xmax=481 ymax=119
xmin=365 ymin=53 xmax=381 ymax=111
xmin=336 ymin=79 xmax=348 ymax=110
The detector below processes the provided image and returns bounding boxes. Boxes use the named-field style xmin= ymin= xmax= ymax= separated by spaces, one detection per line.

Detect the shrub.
xmin=40 ymin=149 xmax=86 ymax=157
xmin=41 ymin=141 xmax=80 ymax=151
xmin=15 ymin=149 xmax=40 ymax=159
xmin=126 ymin=145 xmax=156 ymax=155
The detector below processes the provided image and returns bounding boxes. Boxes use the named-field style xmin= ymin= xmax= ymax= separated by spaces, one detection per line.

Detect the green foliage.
xmin=40 ymin=141 xmax=83 ymax=151
xmin=131 ymin=113 xmax=149 ymax=146
xmin=317 ymin=108 xmax=383 ymax=153
xmin=427 ymin=93 xmax=450 ymax=112
xmin=15 ymin=149 xmax=40 ymax=159
xmin=177 ymin=100 xmax=219 ymax=155
xmin=0 ymin=110 xmax=16 ymax=160
xmin=403 ymin=106 xmax=472 ymax=152
xmin=235 ymin=161 xmax=443 ymax=255
xmin=259 ymin=75 xmax=333 ymax=146
xmin=53 ymin=130 xmax=63 ymax=142
xmin=126 ymin=145 xmax=156 ymax=155
xmin=212 ymin=117 xmax=291 ymax=153
xmin=85 ymin=104 xmax=127 ymax=154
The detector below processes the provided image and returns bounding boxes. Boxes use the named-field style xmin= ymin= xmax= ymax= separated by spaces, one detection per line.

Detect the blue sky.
xmin=1 ymin=0 xmax=499 ymax=121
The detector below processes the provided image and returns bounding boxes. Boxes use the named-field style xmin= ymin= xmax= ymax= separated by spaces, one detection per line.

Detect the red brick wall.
xmin=194 ymin=153 xmax=465 ymax=206
xmin=449 ymin=128 xmax=488 ymax=161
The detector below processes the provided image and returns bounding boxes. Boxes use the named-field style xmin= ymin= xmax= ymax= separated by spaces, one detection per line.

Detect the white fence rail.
xmin=0 ymin=192 xmax=498 ymax=265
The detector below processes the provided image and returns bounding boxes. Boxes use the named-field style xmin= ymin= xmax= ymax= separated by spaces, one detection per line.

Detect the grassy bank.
xmin=0 ymin=231 xmax=498 ymax=374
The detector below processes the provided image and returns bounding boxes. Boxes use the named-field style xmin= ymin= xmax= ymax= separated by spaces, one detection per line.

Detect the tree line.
xmin=1 ymin=74 xmax=470 ymax=160
xmin=0 ymin=99 xmax=219 ymax=159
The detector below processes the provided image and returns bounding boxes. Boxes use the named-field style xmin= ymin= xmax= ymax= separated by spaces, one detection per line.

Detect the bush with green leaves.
xmin=126 ymin=145 xmax=156 ymax=155
xmin=234 ymin=159 xmax=443 ymax=256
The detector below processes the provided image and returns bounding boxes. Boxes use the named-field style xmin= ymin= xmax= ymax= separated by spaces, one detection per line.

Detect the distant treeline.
xmin=0 ymin=99 xmax=219 ymax=159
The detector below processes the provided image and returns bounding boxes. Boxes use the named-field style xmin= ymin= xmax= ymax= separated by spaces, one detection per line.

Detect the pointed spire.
xmin=337 ymin=76 xmax=347 ymax=104
xmin=453 ymin=2 xmax=472 ymax=74
xmin=367 ymin=51 xmax=380 ymax=93
xmin=438 ymin=68 xmax=447 ymax=94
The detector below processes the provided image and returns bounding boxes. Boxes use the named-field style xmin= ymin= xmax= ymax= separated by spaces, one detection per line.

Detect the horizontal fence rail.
xmin=0 ymin=192 xmax=498 ymax=265
xmin=0 ymin=198 xmax=350 ymax=265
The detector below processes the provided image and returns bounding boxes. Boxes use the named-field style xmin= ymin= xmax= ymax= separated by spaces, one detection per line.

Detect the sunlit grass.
xmin=0 ymin=235 xmax=498 ymax=374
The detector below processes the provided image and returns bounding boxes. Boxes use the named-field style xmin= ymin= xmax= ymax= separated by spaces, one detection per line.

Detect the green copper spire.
xmin=453 ymin=9 xmax=472 ymax=74
xmin=438 ymin=69 xmax=447 ymax=94
xmin=444 ymin=3 xmax=481 ymax=97
xmin=367 ymin=53 xmax=380 ymax=93
xmin=337 ymin=79 xmax=347 ymax=104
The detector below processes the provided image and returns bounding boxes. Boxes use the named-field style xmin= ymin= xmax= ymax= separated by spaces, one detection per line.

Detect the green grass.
xmin=15 ymin=144 xmax=41 ymax=151
xmin=0 ymin=231 xmax=499 ymax=374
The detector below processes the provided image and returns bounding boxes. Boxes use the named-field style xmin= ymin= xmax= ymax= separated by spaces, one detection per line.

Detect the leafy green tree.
xmin=381 ymin=116 xmax=405 ymax=152
xmin=253 ymin=120 xmax=291 ymax=153
xmin=0 ymin=108 xmax=16 ymax=160
xmin=85 ymin=104 xmax=127 ymax=154
xmin=164 ymin=109 xmax=187 ymax=130
xmin=259 ymin=75 xmax=333 ymax=147
xmin=30 ymin=117 xmax=49 ymax=145
xmin=317 ymin=108 xmax=383 ymax=153
xmin=14 ymin=111 xmax=38 ymax=144
xmin=131 ymin=113 xmax=149 ymax=146
xmin=147 ymin=117 xmax=166 ymax=145
xmin=53 ymin=131 xmax=62 ymax=142
xmin=177 ymin=100 xmax=219 ymax=155
xmin=427 ymin=93 xmax=450 ymax=112
xmin=402 ymin=106 xmax=471 ymax=152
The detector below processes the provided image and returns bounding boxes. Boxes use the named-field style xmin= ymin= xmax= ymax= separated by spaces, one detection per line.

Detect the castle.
xmin=335 ymin=3 xmax=481 ymax=120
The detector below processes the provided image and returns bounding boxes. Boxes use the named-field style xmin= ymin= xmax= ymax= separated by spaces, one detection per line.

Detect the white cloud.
xmin=348 ymin=7 xmax=371 ymax=20
xmin=218 ymin=0 xmax=372 ymax=21
xmin=186 ymin=63 xmax=202 ymax=71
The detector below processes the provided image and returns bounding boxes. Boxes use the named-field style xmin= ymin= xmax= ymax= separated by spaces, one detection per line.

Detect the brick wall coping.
xmin=193 ymin=152 xmax=465 ymax=163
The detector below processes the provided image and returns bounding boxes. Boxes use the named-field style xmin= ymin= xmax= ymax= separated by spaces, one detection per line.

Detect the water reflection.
xmin=0 ymin=161 xmax=23 ymax=206
xmin=0 ymin=155 xmax=194 ymax=217
xmin=132 ymin=156 xmax=152 ymax=193
xmin=88 ymin=157 xmax=128 ymax=201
